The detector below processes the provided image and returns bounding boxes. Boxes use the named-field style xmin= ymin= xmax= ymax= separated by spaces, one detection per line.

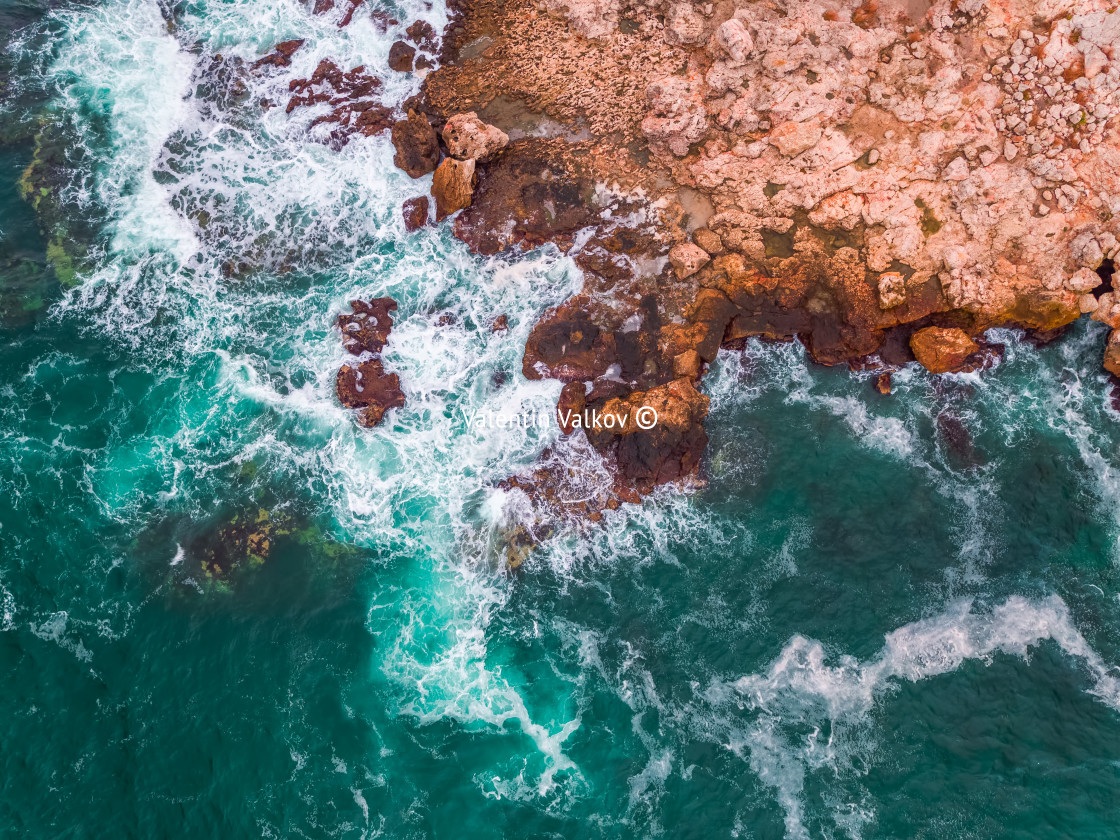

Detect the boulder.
xmin=668 ymin=242 xmax=711 ymax=278
xmin=336 ymin=359 xmax=406 ymax=427
xmin=391 ymin=110 xmax=440 ymax=178
xmin=388 ymin=41 xmax=415 ymax=72
xmin=441 ymin=112 xmax=510 ymax=162
xmin=909 ymin=326 xmax=979 ymax=374
xmin=431 ymin=157 xmax=476 ymax=220
xmin=713 ymin=18 xmax=753 ymax=63
xmin=402 ymin=196 xmax=429 ymax=231
xmin=1093 ymin=292 xmax=1120 ymax=329
xmin=337 ymin=298 xmax=397 ymax=355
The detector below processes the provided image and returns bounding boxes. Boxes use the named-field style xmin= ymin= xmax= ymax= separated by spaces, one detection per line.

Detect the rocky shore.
xmin=312 ymin=0 xmax=1120 ymax=519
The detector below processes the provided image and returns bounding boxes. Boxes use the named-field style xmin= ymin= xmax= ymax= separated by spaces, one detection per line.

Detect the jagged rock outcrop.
xmin=335 ymin=299 xmax=405 ymax=426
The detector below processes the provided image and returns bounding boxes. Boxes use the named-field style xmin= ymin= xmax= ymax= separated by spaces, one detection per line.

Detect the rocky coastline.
xmin=316 ymin=0 xmax=1120 ymax=520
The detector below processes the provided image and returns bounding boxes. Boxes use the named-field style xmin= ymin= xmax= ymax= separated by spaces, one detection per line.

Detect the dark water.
xmin=4 ymin=0 xmax=1120 ymax=836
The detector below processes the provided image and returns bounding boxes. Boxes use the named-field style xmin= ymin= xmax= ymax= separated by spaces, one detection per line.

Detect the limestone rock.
xmin=1069 ymin=267 xmax=1102 ymax=293
xmin=442 ymin=112 xmax=509 ymax=162
xmin=1092 ymin=293 xmax=1120 ymax=329
xmin=713 ymin=19 xmax=753 ymax=63
xmin=431 ymin=157 xmax=476 ymax=220
xmin=391 ymin=110 xmax=440 ymax=178
xmin=769 ymin=120 xmax=823 ymax=157
xmin=668 ymin=242 xmax=711 ymax=279
xmin=665 ymin=3 xmax=706 ymax=45
xmin=910 ymin=327 xmax=979 ymax=374
xmin=878 ymin=272 xmax=906 ymax=309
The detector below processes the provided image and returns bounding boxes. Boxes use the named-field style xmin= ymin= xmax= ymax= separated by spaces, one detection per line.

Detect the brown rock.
xmin=909 ymin=327 xmax=979 ymax=374
xmin=451 ymin=140 xmax=598 ymax=255
xmin=391 ymin=110 xmax=440 ymax=178
xmin=431 ymin=157 xmax=476 ymax=220
xmin=1105 ymin=330 xmax=1120 ymax=377
xmin=442 ymin=112 xmax=510 ymax=161
xmin=673 ymin=350 xmax=702 ymax=379
xmin=253 ymin=39 xmax=305 ymax=69
xmin=523 ymin=296 xmax=617 ymax=382
xmin=406 ymin=19 xmax=437 ymax=50
xmin=588 ymin=378 xmax=710 ymax=491
xmin=388 ymin=41 xmax=415 ymax=72
xmin=556 ymin=382 xmax=586 ymax=434
xmin=692 ymin=228 xmax=723 ymax=255
xmin=286 ymin=60 xmax=389 ymax=146
xmin=874 ymin=372 xmax=892 ymax=395
xmin=402 ymin=196 xmax=428 ymax=231
xmin=336 ymin=359 xmax=405 ymax=426
xmin=491 ymin=314 xmax=509 ymax=332
xmin=337 ymin=298 xmax=397 ymax=355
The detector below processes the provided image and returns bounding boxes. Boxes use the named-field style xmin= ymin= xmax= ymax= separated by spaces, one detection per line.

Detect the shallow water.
xmin=3 ymin=0 xmax=1120 ymax=836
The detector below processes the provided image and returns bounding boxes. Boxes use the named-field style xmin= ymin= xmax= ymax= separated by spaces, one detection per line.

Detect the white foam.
xmin=707 ymin=595 xmax=1120 ymax=838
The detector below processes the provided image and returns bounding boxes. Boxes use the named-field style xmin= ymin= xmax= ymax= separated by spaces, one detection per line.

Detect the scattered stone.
xmin=693 ymin=228 xmax=723 ymax=255
xmin=491 ymin=314 xmax=509 ymax=332
xmin=668 ymin=242 xmax=711 ymax=279
xmin=874 ymin=371 xmax=892 ymax=395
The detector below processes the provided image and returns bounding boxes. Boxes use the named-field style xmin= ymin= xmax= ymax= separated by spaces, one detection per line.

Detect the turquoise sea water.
xmin=4 ymin=0 xmax=1120 ymax=836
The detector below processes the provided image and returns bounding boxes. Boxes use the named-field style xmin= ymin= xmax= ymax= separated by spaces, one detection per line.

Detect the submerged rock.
xmin=402 ymin=196 xmax=429 ymax=231
xmin=388 ymin=41 xmax=416 ymax=72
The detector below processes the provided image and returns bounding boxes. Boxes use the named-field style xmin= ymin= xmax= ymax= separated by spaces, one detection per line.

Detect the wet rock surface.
xmin=286 ymin=59 xmax=391 ymax=147
xmin=335 ymin=299 xmax=406 ymax=426
xmin=391 ymin=109 xmax=441 ymax=178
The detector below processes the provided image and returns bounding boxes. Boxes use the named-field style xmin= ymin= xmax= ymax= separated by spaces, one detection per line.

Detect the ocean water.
xmin=3 ymin=0 xmax=1120 ymax=836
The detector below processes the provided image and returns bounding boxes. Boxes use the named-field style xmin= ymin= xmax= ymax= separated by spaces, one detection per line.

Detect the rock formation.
xmin=335 ymin=298 xmax=406 ymax=426
xmin=377 ymin=0 xmax=1120 ymax=517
